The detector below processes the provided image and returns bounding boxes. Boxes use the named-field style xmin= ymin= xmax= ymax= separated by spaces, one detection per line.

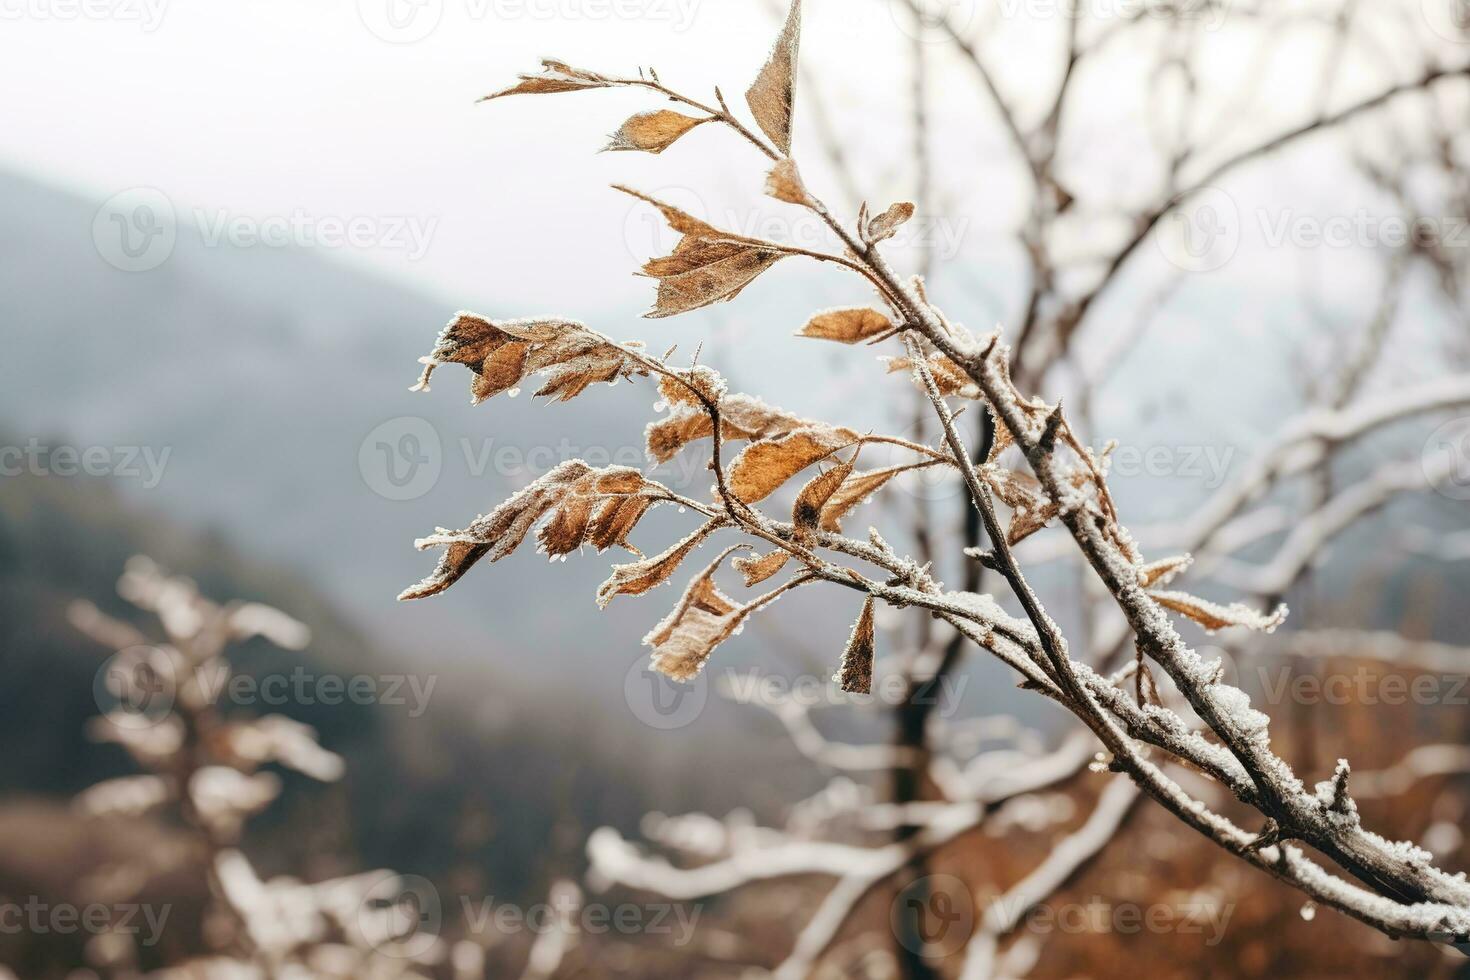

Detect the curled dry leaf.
xmin=481 ymin=59 xmax=613 ymax=101
xmin=401 ymin=462 xmax=666 ymax=601
xmin=728 ymin=425 xmax=860 ymax=503
xmin=604 ymin=109 xmax=711 ymax=154
xmin=618 ymin=186 xmax=787 ymax=318
xmin=983 ymin=466 xmax=1059 ymax=545
xmin=597 ymin=520 xmax=721 ymax=607
xmin=658 ymin=365 xmax=728 ymax=407
xmin=412 ymin=313 xmax=648 ymax=405
xmin=1138 ymin=554 xmax=1194 ymax=589
xmin=836 ymin=595 xmax=876 ymax=694
xmin=797 ymin=307 xmax=896 ymax=344
xmin=646 ymin=385 xmax=811 ymax=464
xmin=819 ymin=465 xmax=910 ymax=532
xmin=885 ymin=351 xmax=981 ymax=399
xmin=733 ymin=549 xmax=791 ymax=587
xmin=986 ymin=417 xmax=1015 ymax=462
xmin=765 ymin=158 xmax=809 ymax=206
xmin=746 ymin=0 xmax=801 ymax=155
xmin=1005 ymin=500 xmax=1061 ymax=546
xmin=864 ymin=202 xmax=915 ymax=244
xmin=644 ymin=547 xmax=750 ymax=681
xmin=1148 ymin=590 xmax=1289 ymax=634
xmin=793 ymin=458 xmax=854 ymax=535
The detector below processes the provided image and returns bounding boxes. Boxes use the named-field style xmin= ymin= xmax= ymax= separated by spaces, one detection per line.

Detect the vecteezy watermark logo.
xmin=194 ymin=209 xmax=438 ymax=261
xmin=94 ymin=188 xmax=177 ymax=273
xmin=892 ymin=0 xmax=977 ymax=43
xmin=1155 ymin=186 xmax=1240 ymax=273
xmin=0 ymin=0 xmax=169 ymax=31
xmin=93 ymin=654 xmax=439 ymax=726
xmin=993 ymin=894 xmax=1234 ymax=944
xmin=360 ymin=417 xmax=443 ymax=501
xmin=1423 ymin=417 xmax=1470 ymax=501
xmin=891 ymin=874 xmax=974 ymax=958
xmin=94 ymin=188 xmax=439 ymax=272
xmin=357 ymin=0 xmax=443 ymax=42
xmin=1256 ymin=665 xmax=1469 ymax=707
xmin=0 ymin=440 xmax=171 ymax=488
xmin=623 ymin=657 xmax=709 ymax=730
xmin=93 ymin=646 xmax=178 ymax=730
xmin=1107 ymin=443 xmax=1236 ymax=489
xmin=1423 ymin=0 xmax=1470 ymax=42
xmin=459 ymin=893 xmax=702 ymax=942
xmin=0 ymin=897 xmax=172 ymax=946
xmin=359 ymin=873 xmax=442 ymax=958
xmin=1256 ymin=209 xmax=1470 ymax=252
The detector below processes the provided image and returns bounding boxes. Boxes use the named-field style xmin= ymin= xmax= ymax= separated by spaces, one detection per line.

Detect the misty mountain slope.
xmin=0 ymin=168 xmax=690 ymax=678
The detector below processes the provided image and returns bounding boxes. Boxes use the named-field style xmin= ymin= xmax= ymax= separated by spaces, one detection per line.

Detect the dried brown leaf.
xmin=981 ymin=466 xmax=1059 ymax=545
xmin=1006 ymin=499 xmax=1060 ymax=546
xmin=819 ymin=465 xmax=908 ymax=532
xmin=1138 ymin=554 xmax=1194 ymax=589
xmin=865 ymin=202 xmax=914 ymax=244
xmin=793 ymin=458 xmax=854 ymax=535
xmin=644 ymin=547 xmax=748 ymax=680
xmin=413 ymin=313 xmax=648 ymax=405
xmin=733 ymin=549 xmax=791 ymax=587
xmin=401 ymin=462 xmax=663 ymax=600
xmin=604 ymin=109 xmax=711 ymax=154
xmin=765 ymin=158 xmax=808 ymax=205
xmin=479 ymin=340 xmax=531 ymax=401
xmin=728 ymin=425 xmax=859 ymax=503
xmin=746 ymin=0 xmax=801 ymax=155
xmin=645 ymin=391 xmax=808 ymax=464
xmin=481 ymin=61 xmax=613 ymax=101
xmin=1148 ymin=591 xmax=1288 ymax=634
xmin=658 ymin=366 xmax=728 ymax=407
xmin=597 ymin=521 xmax=720 ymax=607
xmin=617 ymin=186 xmax=788 ymax=317
xmin=587 ymin=496 xmax=654 ymax=555
xmin=649 ymin=248 xmax=786 ymax=318
xmin=836 ymin=595 xmax=876 ymax=694
xmin=797 ymin=307 xmax=896 ymax=344
xmin=986 ymin=419 xmax=1014 ymax=462
xmin=983 ymin=467 xmax=1045 ymax=511
xmin=646 ymin=409 xmax=717 ymax=464
xmin=885 ymin=352 xmax=980 ymax=399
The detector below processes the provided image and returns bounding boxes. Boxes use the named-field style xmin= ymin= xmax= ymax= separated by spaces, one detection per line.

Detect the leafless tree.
xmin=403 ymin=1 xmax=1470 ymax=975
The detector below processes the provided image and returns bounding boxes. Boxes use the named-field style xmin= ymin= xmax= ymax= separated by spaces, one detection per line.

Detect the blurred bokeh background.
xmin=2 ymin=0 xmax=1470 ymax=976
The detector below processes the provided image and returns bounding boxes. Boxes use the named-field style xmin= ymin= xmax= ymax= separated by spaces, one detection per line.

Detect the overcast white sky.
xmin=2 ymin=0 xmax=1462 ymax=341
xmin=0 ymin=0 xmax=942 ymax=306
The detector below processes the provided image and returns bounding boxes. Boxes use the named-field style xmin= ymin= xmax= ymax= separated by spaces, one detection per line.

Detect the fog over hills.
xmin=1 ymin=168 xmax=687 ymax=677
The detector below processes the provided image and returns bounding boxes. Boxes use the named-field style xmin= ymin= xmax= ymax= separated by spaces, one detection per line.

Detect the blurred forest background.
xmin=3 ymin=0 xmax=1470 ymax=976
